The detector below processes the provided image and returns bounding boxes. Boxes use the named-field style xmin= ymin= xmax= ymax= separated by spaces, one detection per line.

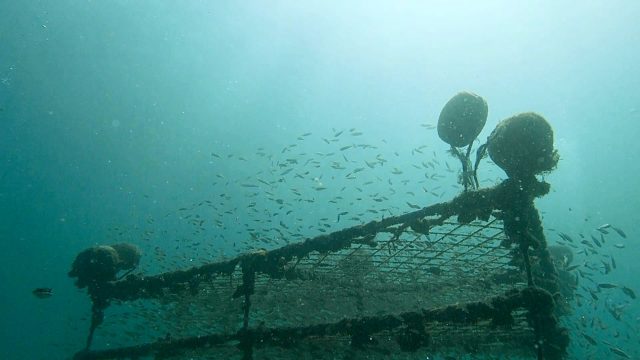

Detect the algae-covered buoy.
xmin=68 ymin=245 xmax=121 ymax=288
xmin=111 ymin=242 xmax=141 ymax=270
xmin=438 ymin=92 xmax=488 ymax=147
xmin=487 ymin=112 xmax=559 ymax=177
xmin=68 ymin=243 xmax=141 ymax=288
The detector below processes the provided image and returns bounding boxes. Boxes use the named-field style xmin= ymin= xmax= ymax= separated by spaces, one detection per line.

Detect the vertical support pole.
xmin=85 ymin=305 xmax=103 ymax=350
xmin=520 ymin=241 xmax=544 ymax=360
xmin=520 ymin=243 xmax=534 ymax=287
xmin=85 ymin=285 xmax=109 ymax=351
xmin=240 ymin=261 xmax=256 ymax=360
xmin=504 ymin=177 xmax=546 ymax=360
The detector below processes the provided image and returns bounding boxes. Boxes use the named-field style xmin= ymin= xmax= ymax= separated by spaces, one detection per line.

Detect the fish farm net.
xmin=71 ymin=177 xmax=570 ymax=360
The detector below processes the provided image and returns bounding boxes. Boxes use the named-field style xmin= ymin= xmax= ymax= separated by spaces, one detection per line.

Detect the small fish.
xmin=597 ymin=223 xmax=611 ymax=230
xmin=565 ymin=264 xmax=581 ymax=271
xmin=406 ymin=202 xmax=421 ymax=210
xmin=582 ymin=333 xmax=597 ymax=346
xmin=609 ymin=346 xmax=631 ymax=359
xmin=598 ymin=283 xmax=618 ymax=289
xmin=611 ymin=226 xmax=627 ymax=239
xmin=621 ymin=286 xmax=636 ymax=299
xmin=32 ymin=288 xmax=53 ymax=299
xmin=614 ymin=243 xmax=625 ymax=249
xmin=559 ymin=232 xmax=574 ymax=243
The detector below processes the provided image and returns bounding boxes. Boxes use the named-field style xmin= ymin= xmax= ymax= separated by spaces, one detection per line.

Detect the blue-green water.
xmin=1 ymin=1 xmax=639 ymax=359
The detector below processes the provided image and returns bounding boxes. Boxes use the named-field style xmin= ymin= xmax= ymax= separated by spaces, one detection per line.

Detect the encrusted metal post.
xmin=85 ymin=304 xmax=104 ymax=349
xmin=239 ymin=261 xmax=256 ymax=360
xmin=501 ymin=176 xmax=559 ymax=360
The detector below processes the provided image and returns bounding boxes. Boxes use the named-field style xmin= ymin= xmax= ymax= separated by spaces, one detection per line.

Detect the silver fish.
xmin=611 ymin=226 xmax=627 ymax=239
xmin=32 ymin=288 xmax=53 ymax=299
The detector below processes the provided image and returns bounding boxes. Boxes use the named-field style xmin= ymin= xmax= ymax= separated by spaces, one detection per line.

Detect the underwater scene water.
xmin=1 ymin=1 xmax=639 ymax=359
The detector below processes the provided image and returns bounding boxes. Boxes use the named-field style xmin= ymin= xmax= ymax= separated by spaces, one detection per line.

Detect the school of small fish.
xmin=105 ymin=125 xmax=487 ymax=274
xmin=69 ymin=125 xmax=637 ymax=359
xmin=551 ymin=222 xmax=636 ymax=359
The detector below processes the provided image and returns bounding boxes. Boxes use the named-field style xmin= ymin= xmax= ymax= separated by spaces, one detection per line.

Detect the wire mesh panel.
xmin=248 ymin=217 xmax=523 ymax=329
xmin=86 ymin=266 xmax=245 ymax=351
xmin=247 ymin=310 xmax=538 ymax=360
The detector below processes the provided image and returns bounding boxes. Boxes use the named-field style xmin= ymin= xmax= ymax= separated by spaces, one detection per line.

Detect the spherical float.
xmin=487 ymin=112 xmax=558 ymax=177
xmin=68 ymin=245 xmax=120 ymax=288
xmin=110 ymin=243 xmax=141 ymax=270
xmin=437 ymin=91 xmax=488 ymax=147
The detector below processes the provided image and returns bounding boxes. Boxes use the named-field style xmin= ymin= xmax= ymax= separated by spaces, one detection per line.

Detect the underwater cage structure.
xmin=71 ymin=177 xmax=569 ymax=360
xmin=70 ymin=93 xmax=569 ymax=359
